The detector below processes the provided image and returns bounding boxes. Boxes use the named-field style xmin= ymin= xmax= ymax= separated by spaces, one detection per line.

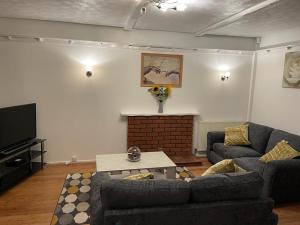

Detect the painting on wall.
xmin=141 ymin=53 xmax=183 ymax=87
xmin=283 ymin=51 xmax=300 ymax=88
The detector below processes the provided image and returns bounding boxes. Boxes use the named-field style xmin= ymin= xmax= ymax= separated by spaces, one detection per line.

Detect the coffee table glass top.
xmin=96 ymin=151 xmax=176 ymax=172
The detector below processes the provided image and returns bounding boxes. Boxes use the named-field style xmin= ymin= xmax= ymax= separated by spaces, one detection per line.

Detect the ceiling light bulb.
xmin=176 ymin=4 xmax=187 ymax=11
xmin=154 ymin=0 xmax=187 ymax=12
xmin=160 ymin=3 xmax=169 ymax=11
xmin=225 ymin=72 xmax=231 ymax=77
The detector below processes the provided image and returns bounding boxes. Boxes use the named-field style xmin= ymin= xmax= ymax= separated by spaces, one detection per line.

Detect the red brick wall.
xmin=127 ymin=116 xmax=193 ymax=156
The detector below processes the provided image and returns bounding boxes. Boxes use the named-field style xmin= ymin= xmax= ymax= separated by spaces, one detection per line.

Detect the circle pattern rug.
xmin=51 ymin=167 xmax=194 ymax=225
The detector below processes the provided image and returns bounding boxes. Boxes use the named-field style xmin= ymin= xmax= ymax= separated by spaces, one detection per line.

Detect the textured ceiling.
xmin=0 ymin=0 xmax=299 ymax=38
xmin=209 ymin=0 xmax=300 ymax=37
xmin=135 ymin=0 xmax=265 ymax=33
xmin=0 ymin=0 xmax=135 ymax=27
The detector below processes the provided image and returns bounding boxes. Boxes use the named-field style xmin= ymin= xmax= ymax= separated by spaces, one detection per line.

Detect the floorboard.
xmin=0 ymin=162 xmax=299 ymax=225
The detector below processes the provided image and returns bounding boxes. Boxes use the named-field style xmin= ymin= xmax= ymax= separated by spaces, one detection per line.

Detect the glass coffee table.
xmin=96 ymin=151 xmax=177 ymax=179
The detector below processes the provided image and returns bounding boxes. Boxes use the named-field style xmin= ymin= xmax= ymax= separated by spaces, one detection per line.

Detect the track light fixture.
xmin=150 ymin=0 xmax=187 ymax=12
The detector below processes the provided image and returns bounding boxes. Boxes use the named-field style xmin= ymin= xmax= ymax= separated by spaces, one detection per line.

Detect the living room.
xmin=0 ymin=0 xmax=300 ymax=225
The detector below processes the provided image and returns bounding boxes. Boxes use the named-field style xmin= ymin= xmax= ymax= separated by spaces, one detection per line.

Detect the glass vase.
xmin=158 ymin=101 xmax=163 ymax=113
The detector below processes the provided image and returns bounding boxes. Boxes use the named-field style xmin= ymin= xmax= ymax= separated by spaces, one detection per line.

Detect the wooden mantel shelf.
xmin=120 ymin=112 xmax=200 ymax=116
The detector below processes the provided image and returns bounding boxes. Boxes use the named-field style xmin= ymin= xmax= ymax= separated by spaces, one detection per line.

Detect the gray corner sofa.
xmin=90 ymin=171 xmax=278 ymax=225
xmin=207 ymin=122 xmax=300 ymax=203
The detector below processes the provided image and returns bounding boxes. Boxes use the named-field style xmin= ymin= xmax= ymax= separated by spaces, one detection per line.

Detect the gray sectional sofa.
xmin=90 ymin=171 xmax=278 ymax=225
xmin=207 ymin=122 xmax=300 ymax=203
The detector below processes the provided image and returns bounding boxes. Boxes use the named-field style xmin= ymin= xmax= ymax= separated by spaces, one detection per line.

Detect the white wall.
xmin=0 ymin=41 xmax=254 ymax=162
xmin=260 ymin=28 xmax=300 ymax=48
xmin=250 ymin=48 xmax=300 ymax=135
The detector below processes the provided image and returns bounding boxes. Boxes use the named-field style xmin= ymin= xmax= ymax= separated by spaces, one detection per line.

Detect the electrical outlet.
xmin=71 ymin=155 xmax=78 ymax=162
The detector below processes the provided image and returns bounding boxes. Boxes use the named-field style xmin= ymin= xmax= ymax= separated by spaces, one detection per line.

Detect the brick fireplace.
xmin=127 ymin=115 xmax=194 ymax=156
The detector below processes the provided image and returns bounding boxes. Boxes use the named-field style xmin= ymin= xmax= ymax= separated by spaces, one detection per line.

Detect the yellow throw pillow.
xmin=123 ymin=172 xmax=154 ymax=180
xmin=260 ymin=140 xmax=300 ymax=163
xmin=202 ymin=159 xmax=236 ymax=176
xmin=224 ymin=124 xmax=251 ymax=146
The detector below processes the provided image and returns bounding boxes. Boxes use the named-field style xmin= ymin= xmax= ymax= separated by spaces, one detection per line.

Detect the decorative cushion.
xmin=101 ymin=179 xmax=190 ymax=209
xmin=247 ymin=122 xmax=274 ymax=154
xmin=260 ymin=140 xmax=300 ymax=163
xmin=191 ymin=172 xmax=264 ymax=202
xmin=202 ymin=159 xmax=235 ymax=176
xmin=266 ymin=129 xmax=300 ymax=153
xmin=123 ymin=173 xmax=154 ymax=180
xmin=224 ymin=124 xmax=251 ymax=146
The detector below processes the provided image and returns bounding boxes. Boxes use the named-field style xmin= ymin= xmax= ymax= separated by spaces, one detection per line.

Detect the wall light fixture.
xmin=86 ymin=71 xmax=92 ymax=77
xmin=85 ymin=65 xmax=92 ymax=77
xmin=82 ymin=59 xmax=96 ymax=78
xmin=221 ymin=72 xmax=231 ymax=81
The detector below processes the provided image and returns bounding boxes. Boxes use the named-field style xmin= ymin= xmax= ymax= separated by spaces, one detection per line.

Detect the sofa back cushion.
xmin=247 ymin=122 xmax=274 ymax=154
xmin=190 ymin=172 xmax=263 ymax=202
xmin=101 ymin=179 xmax=190 ymax=210
xmin=266 ymin=129 xmax=300 ymax=153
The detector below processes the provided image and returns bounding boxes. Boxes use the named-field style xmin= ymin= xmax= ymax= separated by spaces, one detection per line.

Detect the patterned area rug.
xmin=51 ymin=167 xmax=194 ymax=225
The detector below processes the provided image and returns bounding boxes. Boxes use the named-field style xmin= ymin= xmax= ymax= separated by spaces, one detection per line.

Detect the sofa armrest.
xmin=262 ymin=159 xmax=300 ymax=202
xmin=207 ymin=131 xmax=225 ymax=152
xmin=90 ymin=172 xmax=111 ymax=225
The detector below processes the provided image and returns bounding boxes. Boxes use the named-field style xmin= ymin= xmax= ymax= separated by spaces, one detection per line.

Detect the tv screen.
xmin=0 ymin=104 xmax=36 ymax=151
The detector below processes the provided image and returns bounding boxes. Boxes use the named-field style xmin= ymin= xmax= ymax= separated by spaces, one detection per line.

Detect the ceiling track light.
xmin=150 ymin=0 xmax=187 ymax=12
xmin=36 ymin=37 xmax=43 ymax=42
xmin=157 ymin=4 xmax=176 ymax=11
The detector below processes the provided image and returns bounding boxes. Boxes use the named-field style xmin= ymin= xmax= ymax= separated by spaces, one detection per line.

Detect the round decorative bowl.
xmin=127 ymin=146 xmax=141 ymax=162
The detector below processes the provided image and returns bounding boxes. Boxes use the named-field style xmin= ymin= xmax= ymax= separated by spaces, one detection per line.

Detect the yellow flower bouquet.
xmin=148 ymin=85 xmax=172 ymax=113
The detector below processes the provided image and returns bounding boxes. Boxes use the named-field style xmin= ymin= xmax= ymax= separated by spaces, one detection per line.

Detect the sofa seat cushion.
xmin=101 ymin=179 xmax=190 ymax=210
xmin=213 ymin=143 xmax=262 ymax=159
xmin=233 ymin=157 xmax=266 ymax=174
xmin=266 ymin=129 xmax=300 ymax=153
xmin=190 ymin=172 xmax=263 ymax=202
xmin=247 ymin=122 xmax=274 ymax=154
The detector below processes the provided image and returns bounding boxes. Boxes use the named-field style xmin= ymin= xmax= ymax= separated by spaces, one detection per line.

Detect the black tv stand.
xmin=0 ymin=138 xmax=47 ymax=193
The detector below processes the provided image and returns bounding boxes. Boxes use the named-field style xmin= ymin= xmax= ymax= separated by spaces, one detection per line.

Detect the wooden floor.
xmin=0 ymin=161 xmax=299 ymax=225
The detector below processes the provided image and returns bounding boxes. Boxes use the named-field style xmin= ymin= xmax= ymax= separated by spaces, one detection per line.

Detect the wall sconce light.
xmin=86 ymin=70 xmax=92 ymax=77
xmin=85 ymin=65 xmax=93 ymax=77
xmin=82 ymin=59 xmax=96 ymax=78
xmin=221 ymin=72 xmax=231 ymax=81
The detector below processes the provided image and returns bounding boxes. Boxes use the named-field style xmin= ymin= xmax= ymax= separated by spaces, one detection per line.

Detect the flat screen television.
xmin=0 ymin=104 xmax=36 ymax=152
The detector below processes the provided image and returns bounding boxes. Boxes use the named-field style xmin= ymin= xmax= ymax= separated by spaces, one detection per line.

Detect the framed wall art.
xmin=283 ymin=51 xmax=300 ymax=88
xmin=141 ymin=53 xmax=183 ymax=87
